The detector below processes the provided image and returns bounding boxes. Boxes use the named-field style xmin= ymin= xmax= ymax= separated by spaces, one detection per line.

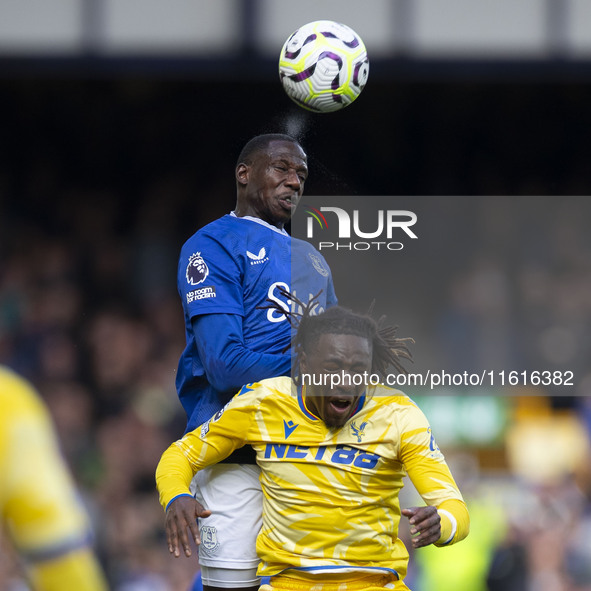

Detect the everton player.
xmin=175 ymin=134 xmax=337 ymax=591
xmin=157 ymin=303 xmax=469 ymax=591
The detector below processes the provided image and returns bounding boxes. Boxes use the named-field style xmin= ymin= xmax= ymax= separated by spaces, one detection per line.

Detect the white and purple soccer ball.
xmin=279 ymin=20 xmax=369 ymax=113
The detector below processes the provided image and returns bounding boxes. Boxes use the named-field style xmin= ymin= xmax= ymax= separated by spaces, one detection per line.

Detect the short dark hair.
xmin=260 ymin=288 xmax=413 ymax=383
xmin=236 ymin=134 xmax=303 ymax=167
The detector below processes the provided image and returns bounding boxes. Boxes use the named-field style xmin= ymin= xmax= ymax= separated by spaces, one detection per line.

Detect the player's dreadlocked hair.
xmin=260 ymin=288 xmax=414 ymax=385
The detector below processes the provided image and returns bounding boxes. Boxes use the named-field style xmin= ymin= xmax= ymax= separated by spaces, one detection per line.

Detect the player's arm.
xmin=156 ymin=400 xmax=253 ymax=508
xmin=155 ymin=440 xmax=212 ymax=558
xmin=399 ymin=415 xmax=470 ymax=548
xmin=400 ymin=500 xmax=469 ymax=549
xmin=179 ymin=232 xmax=291 ymax=392
xmin=320 ymin=250 xmax=338 ymax=308
xmin=326 ymin=275 xmax=338 ymax=308
xmin=193 ymin=314 xmax=291 ymax=392
xmin=155 ymin=390 xmax=256 ymax=557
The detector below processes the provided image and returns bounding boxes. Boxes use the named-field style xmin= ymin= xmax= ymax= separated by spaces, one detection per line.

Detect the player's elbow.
xmin=205 ymin=340 xmax=273 ymax=392
xmin=204 ymin=354 xmax=244 ymax=392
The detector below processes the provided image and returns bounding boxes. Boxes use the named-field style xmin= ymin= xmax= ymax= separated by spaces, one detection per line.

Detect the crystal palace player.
xmin=0 ymin=366 xmax=108 ymax=591
xmin=157 ymin=304 xmax=469 ymax=591
xmin=175 ymin=134 xmax=337 ymax=591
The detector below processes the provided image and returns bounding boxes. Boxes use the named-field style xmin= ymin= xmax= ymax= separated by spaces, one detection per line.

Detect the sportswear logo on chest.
xmin=246 ymin=247 xmax=270 ymax=265
xmin=283 ymin=419 xmax=299 ymax=439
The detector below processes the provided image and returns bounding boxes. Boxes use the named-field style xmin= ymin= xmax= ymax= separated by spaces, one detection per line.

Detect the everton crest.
xmin=200 ymin=525 xmax=220 ymax=554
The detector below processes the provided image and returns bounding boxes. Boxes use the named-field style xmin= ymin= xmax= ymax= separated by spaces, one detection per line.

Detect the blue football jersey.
xmin=176 ymin=213 xmax=337 ymax=432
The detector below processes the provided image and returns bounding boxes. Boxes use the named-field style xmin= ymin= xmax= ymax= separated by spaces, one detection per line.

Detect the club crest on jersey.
xmin=246 ymin=247 xmax=269 ymax=265
xmin=186 ymin=252 xmax=209 ymax=285
xmin=200 ymin=526 xmax=220 ymax=554
xmin=350 ymin=420 xmax=368 ymax=443
xmin=308 ymin=252 xmax=329 ymax=277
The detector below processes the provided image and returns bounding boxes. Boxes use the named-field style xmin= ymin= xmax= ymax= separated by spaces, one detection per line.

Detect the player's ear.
xmin=236 ymin=163 xmax=249 ymax=186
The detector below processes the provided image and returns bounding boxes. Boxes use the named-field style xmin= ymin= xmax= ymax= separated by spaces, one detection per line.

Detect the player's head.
xmin=234 ymin=134 xmax=308 ymax=229
xmin=300 ymin=318 xmax=372 ymax=429
xmin=282 ymin=296 xmax=413 ymax=429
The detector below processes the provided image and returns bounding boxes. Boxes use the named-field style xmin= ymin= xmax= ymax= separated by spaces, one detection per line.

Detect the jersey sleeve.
xmin=398 ymin=402 xmax=470 ymax=546
xmin=178 ymin=228 xmax=244 ymax=318
xmin=193 ymin=314 xmax=291 ymax=392
xmin=156 ymin=383 xmax=261 ymax=510
xmin=325 ymin=268 xmax=338 ymax=308
xmin=313 ymin=248 xmax=338 ymax=308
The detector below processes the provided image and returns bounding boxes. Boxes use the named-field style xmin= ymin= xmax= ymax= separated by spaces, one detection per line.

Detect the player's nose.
xmin=285 ymin=170 xmax=302 ymax=190
xmin=339 ymin=371 xmax=363 ymax=394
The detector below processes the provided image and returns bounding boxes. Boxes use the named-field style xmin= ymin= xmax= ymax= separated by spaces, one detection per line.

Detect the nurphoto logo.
xmin=303 ymin=205 xmax=418 ymax=252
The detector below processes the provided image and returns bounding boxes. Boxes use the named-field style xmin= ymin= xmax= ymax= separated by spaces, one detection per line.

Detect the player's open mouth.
xmin=328 ymin=397 xmax=354 ymax=414
xmin=279 ymin=196 xmax=297 ymax=210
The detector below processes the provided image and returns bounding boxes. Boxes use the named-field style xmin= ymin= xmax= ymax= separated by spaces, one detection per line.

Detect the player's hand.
xmin=402 ymin=506 xmax=441 ymax=548
xmin=165 ymin=496 xmax=212 ymax=558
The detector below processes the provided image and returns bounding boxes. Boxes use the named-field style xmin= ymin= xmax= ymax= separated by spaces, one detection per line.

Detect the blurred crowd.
xmin=0 ymin=192 xmax=201 ymax=589
xmin=1 ymin=79 xmax=591 ymax=590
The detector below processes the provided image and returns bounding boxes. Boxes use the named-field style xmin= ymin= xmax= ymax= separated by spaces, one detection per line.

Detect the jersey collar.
xmin=229 ymin=211 xmax=289 ymax=236
xmin=297 ymin=384 xmax=320 ymax=421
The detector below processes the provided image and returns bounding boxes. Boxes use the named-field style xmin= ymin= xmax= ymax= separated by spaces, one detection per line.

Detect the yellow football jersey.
xmin=0 ymin=366 xmax=107 ymax=591
xmin=157 ymin=376 xmax=469 ymax=581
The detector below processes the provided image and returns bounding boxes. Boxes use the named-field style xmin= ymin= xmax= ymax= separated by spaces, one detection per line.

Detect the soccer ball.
xmin=279 ymin=20 xmax=369 ymax=113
